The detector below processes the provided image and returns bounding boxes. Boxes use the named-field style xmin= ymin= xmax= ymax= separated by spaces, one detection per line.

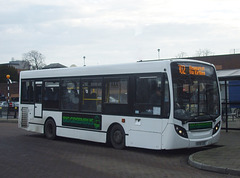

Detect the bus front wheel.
xmin=44 ymin=119 xmax=56 ymax=140
xmin=110 ymin=124 xmax=125 ymax=149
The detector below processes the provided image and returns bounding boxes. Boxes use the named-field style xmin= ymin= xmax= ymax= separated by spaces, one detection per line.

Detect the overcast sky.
xmin=0 ymin=0 xmax=239 ymax=67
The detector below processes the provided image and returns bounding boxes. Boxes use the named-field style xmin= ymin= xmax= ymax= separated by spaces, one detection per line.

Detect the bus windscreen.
xmin=171 ymin=62 xmax=220 ymax=122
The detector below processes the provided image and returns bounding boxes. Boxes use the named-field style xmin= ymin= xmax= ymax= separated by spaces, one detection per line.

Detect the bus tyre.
xmin=110 ymin=124 xmax=125 ymax=149
xmin=44 ymin=119 xmax=56 ymax=140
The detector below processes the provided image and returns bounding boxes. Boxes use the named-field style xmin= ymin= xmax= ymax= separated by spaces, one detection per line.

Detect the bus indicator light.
xmin=122 ymin=118 xmax=125 ymax=123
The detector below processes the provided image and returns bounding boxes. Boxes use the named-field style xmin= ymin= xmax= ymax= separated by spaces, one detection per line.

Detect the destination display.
xmin=171 ymin=62 xmax=215 ymax=79
xmin=62 ymin=113 xmax=101 ymax=130
xmin=178 ymin=64 xmax=206 ymax=76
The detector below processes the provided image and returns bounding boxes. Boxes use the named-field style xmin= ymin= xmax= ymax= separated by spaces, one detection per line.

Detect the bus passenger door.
xmin=34 ymin=81 xmax=43 ymax=118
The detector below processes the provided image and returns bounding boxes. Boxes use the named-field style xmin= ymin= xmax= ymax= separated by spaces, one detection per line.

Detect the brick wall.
xmin=0 ymin=83 xmax=19 ymax=99
xmin=189 ymin=54 xmax=240 ymax=70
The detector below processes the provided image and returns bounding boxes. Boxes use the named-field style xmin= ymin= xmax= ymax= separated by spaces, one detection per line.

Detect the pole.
xmin=6 ymin=75 xmax=10 ymax=119
xmin=83 ymin=56 xmax=86 ymax=67
xmin=7 ymin=79 xmax=10 ymax=119
xmin=225 ymin=80 xmax=228 ymax=132
xmin=7 ymin=80 xmax=10 ymax=104
xmin=157 ymin=49 xmax=160 ymax=59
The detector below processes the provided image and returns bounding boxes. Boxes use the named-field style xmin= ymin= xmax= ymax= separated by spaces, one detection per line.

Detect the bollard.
xmin=14 ymin=107 xmax=17 ymax=118
xmin=0 ymin=107 xmax=2 ymax=117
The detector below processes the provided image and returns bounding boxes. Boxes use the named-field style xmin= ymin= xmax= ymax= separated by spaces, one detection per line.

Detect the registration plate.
xmin=196 ymin=141 xmax=207 ymax=146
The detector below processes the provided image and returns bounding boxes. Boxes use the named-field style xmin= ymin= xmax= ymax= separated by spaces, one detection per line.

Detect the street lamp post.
xmin=83 ymin=56 xmax=86 ymax=67
xmin=157 ymin=49 xmax=160 ymax=59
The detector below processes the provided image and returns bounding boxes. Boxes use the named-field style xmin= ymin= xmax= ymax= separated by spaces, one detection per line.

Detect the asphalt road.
xmin=0 ymin=123 xmax=236 ymax=178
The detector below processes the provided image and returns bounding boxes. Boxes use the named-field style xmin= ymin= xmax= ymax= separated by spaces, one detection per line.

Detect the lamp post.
xmin=83 ymin=56 xmax=86 ymax=67
xmin=157 ymin=49 xmax=160 ymax=59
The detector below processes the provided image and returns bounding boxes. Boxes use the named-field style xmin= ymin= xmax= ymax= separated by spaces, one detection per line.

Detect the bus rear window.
xmin=21 ymin=80 xmax=34 ymax=103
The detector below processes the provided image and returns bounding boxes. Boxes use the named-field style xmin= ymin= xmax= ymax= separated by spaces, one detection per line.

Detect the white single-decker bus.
xmin=19 ymin=59 xmax=221 ymax=150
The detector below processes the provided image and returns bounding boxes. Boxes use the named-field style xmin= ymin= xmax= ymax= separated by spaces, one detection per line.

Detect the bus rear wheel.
xmin=110 ymin=124 xmax=125 ymax=149
xmin=44 ymin=119 xmax=56 ymax=140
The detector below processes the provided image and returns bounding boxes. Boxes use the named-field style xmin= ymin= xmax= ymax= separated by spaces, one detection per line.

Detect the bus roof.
xmin=20 ymin=58 xmax=212 ymax=79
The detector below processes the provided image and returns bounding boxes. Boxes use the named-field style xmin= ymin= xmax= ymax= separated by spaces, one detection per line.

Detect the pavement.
xmin=189 ymin=130 xmax=240 ymax=176
xmin=1 ymin=118 xmax=240 ymax=176
xmin=0 ymin=118 xmax=18 ymax=123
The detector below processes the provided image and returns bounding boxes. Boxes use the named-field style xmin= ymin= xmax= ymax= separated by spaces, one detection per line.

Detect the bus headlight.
xmin=174 ymin=125 xmax=188 ymax=138
xmin=212 ymin=121 xmax=221 ymax=135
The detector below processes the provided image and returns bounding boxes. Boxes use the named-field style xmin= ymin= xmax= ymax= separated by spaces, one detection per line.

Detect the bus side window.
xmin=81 ymin=79 xmax=102 ymax=112
xmin=134 ymin=74 xmax=169 ymax=117
xmin=61 ymin=79 xmax=80 ymax=111
xmin=103 ymin=77 xmax=130 ymax=115
xmin=43 ymin=81 xmax=60 ymax=109
xmin=105 ymin=79 xmax=128 ymax=104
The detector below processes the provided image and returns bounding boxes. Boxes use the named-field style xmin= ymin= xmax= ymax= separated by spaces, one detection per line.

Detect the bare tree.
xmin=70 ymin=64 xmax=77 ymax=67
xmin=176 ymin=52 xmax=188 ymax=58
xmin=195 ymin=49 xmax=214 ymax=57
xmin=22 ymin=50 xmax=46 ymax=70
